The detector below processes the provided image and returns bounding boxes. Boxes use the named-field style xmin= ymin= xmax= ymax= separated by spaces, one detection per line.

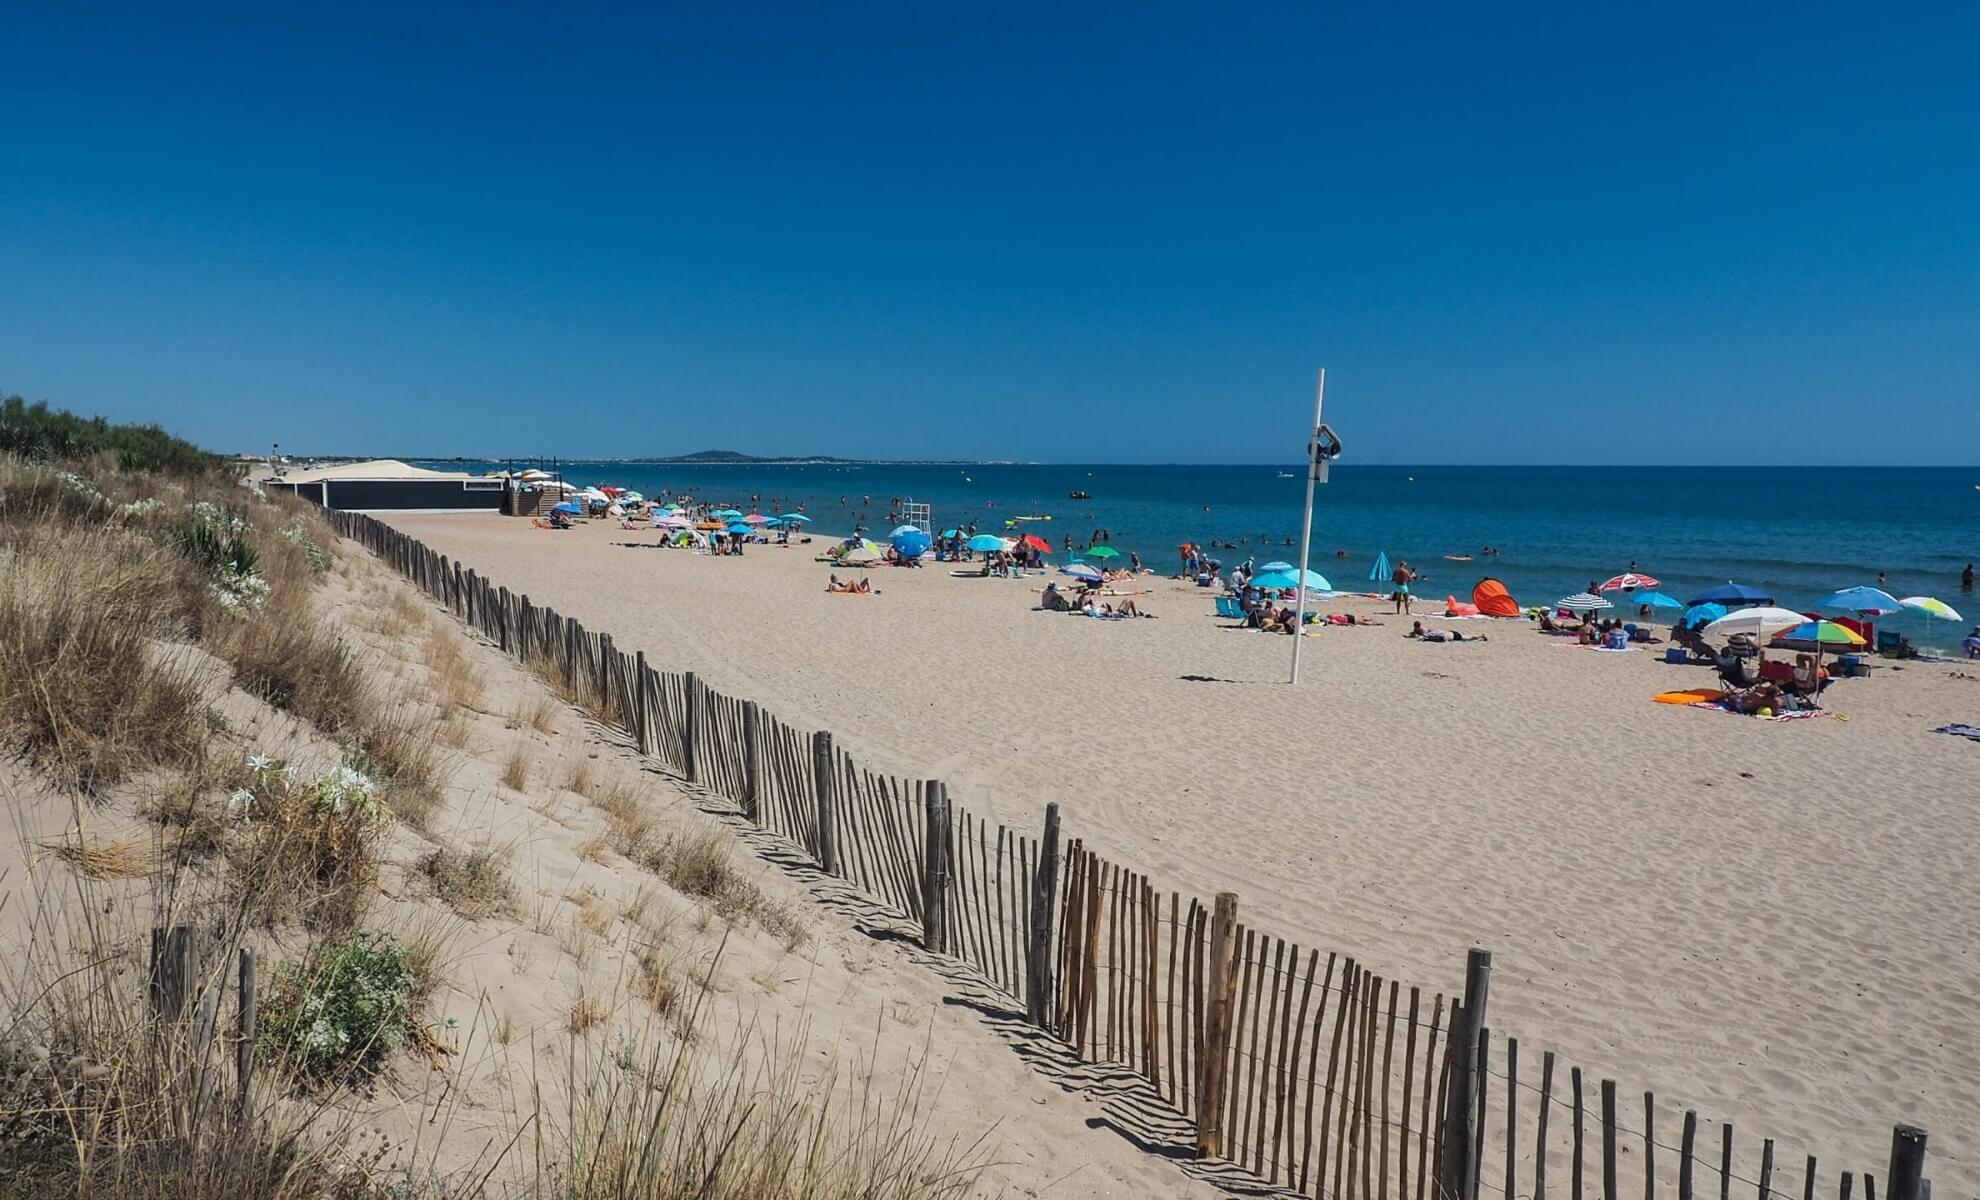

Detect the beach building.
xmin=266 ymin=458 xmax=509 ymax=513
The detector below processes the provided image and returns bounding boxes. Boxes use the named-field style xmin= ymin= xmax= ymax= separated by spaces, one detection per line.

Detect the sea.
xmin=414 ymin=461 xmax=1980 ymax=651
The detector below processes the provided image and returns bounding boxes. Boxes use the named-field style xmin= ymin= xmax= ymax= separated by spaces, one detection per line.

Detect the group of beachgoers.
xmin=1036 ymin=581 xmax=1149 ymax=619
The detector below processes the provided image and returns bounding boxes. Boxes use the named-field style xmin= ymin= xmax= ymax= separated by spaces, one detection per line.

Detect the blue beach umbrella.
xmin=1683 ymin=603 xmax=1728 ymax=626
xmin=891 ymin=529 xmax=931 ymax=557
xmin=1369 ymin=551 xmax=1392 ymax=583
xmin=891 ymin=523 xmax=922 ymax=537
xmin=551 ymin=501 xmax=582 ymax=514
xmin=1259 ymin=560 xmax=1295 ymax=572
xmin=1818 ymin=586 xmax=1903 ymax=615
xmin=1062 ymin=563 xmax=1103 ymax=582
xmin=1688 ymin=581 xmax=1774 ymax=608
xmin=778 ymin=513 xmax=810 ymax=524
xmin=967 ymin=533 xmax=1007 ymax=552
xmin=1629 ymin=591 xmax=1682 ymax=610
xmin=725 ymin=522 xmax=752 ymax=534
xmin=1253 ymin=568 xmax=1332 ymax=592
xmin=711 ymin=508 xmax=743 ymax=518
xmin=762 ymin=516 xmax=782 ymax=527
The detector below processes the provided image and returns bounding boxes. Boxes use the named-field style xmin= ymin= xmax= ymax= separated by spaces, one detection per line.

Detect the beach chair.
xmin=1216 ymin=595 xmax=1243 ymax=618
xmin=1876 ymin=630 xmax=1904 ymax=657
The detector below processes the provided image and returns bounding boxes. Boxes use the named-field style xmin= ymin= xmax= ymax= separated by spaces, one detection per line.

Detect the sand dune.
xmin=392 ymin=512 xmax=1979 ymax=1191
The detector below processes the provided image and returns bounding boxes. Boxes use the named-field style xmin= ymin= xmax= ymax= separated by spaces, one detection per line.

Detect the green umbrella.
xmin=1082 ymin=545 xmax=1120 ymax=559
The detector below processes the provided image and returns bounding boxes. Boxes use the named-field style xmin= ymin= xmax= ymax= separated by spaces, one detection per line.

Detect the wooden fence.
xmin=328 ymin=510 xmax=1942 ymax=1200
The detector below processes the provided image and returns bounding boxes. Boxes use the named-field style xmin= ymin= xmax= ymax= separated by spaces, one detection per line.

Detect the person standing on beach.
xmin=1392 ymin=561 xmax=1415 ymax=615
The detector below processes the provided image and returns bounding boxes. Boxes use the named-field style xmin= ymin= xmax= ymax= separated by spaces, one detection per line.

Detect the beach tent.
xmin=891 ymin=529 xmax=931 ymax=558
xmin=1253 ymin=568 xmax=1332 ymax=592
xmin=1689 ymin=581 xmax=1774 ymax=608
xmin=1445 ymin=596 xmax=1481 ymax=617
xmin=1369 ymin=551 xmax=1392 ymax=583
xmin=1471 ymin=578 xmax=1521 ymax=618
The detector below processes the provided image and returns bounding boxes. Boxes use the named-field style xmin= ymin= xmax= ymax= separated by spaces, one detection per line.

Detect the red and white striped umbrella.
xmin=1598 ymin=572 xmax=1660 ymax=592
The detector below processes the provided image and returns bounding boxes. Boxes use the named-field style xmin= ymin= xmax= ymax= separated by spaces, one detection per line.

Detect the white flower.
xmin=247 ymin=754 xmax=273 ymax=771
xmin=226 ymin=788 xmax=257 ymax=819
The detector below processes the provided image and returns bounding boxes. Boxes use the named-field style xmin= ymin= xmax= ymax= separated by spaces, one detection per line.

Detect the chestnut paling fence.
xmin=331 ymin=510 xmax=1944 ymax=1200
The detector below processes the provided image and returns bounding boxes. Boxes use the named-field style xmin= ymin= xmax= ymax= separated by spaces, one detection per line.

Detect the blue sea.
xmin=419 ymin=461 xmax=1980 ymax=650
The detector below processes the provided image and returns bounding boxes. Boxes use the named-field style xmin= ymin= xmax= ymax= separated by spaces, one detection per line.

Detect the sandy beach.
xmin=391 ymin=512 xmax=1979 ymax=1190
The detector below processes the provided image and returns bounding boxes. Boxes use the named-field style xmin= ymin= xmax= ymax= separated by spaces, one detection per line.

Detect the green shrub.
xmin=260 ymin=929 xmax=415 ymax=1081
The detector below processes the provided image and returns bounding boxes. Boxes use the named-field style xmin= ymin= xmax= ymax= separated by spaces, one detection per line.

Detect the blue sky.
xmin=3 ymin=4 xmax=1977 ymax=464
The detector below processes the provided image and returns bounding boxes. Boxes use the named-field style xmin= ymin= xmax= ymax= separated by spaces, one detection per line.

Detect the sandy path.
xmin=391 ymin=513 xmax=1980 ymax=1191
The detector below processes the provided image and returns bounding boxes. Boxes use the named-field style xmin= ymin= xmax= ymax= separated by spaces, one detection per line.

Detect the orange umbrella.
xmin=1021 ymin=534 xmax=1051 ymax=552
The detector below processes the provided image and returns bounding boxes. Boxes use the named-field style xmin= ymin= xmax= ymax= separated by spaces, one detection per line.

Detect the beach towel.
xmin=1654 ymin=688 xmax=1725 ymax=705
xmin=1688 ymin=699 xmax=1825 ymax=721
xmin=1931 ymin=724 xmax=1980 ymax=741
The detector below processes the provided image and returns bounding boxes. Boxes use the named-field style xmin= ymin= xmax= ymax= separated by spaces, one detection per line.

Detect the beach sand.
xmin=391 ymin=512 xmax=1980 ymax=1190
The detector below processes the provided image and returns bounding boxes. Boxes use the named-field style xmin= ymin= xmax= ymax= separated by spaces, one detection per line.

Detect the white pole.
xmin=1291 ymin=369 xmax=1327 ymax=684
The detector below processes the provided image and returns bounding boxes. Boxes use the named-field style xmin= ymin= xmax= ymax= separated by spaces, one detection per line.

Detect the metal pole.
xmin=1291 ymin=369 xmax=1327 ymax=684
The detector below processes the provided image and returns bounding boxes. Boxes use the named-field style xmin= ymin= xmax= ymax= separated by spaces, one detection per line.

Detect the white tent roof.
xmin=279 ymin=459 xmax=475 ymax=484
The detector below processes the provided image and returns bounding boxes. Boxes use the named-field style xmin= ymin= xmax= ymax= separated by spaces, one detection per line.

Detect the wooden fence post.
xmin=634 ymin=651 xmax=649 ymax=754
xmin=1887 ymin=1126 xmax=1928 ymax=1200
xmin=1195 ymin=891 xmax=1240 ymax=1160
xmin=812 ymin=732 xmax=839 ymax=875
xmin=1025 ymin=802 xmax=1061 ymax=1028
xmin=496 ymin=588 xmax=512 ymax=653
xmin=682 ymin=672 xmax=699 ymax=782
xmin=741 ymin=701 xmax=763 ymax=821
xmin=597 ymin=633 xmax=613 ymax=713
xmin=236 ymin=947 xmax=256 ymax=1119
xmin=518 ymin=597 xmax=533 ymax=660
xmin=921 ymin=781 xmax=952 ymax=953
xmin=1439 ymin=948 xmax=1493 ymax=1200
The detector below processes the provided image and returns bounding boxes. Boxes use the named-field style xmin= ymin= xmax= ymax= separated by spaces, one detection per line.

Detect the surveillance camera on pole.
xmin=1290 ymin=371 xmax=1344 ymax=684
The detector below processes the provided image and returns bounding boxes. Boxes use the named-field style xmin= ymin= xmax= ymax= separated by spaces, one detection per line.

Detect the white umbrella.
xmin=1556 ymin=592 xmax=1612 ymax=614
xmin=1701 ymin=606 xmax=1807 ymax=639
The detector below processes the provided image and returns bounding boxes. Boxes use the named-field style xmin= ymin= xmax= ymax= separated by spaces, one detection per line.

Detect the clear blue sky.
xmin=4 ymin=4 xmax=1977 ymax=464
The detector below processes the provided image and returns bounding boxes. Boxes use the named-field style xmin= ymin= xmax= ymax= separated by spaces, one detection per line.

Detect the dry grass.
xmin=644 ymin=828 xmax=807 ymax=951
xmin=421 ymin=622 xmax=483 ymax=711
xmin=0 ymin=525 xmax=206 ymax=793
xmin=589 ymin=777 xmax=656 ymax=859
xmin=420 ymin=845 xmax=519 ymax=919
xmin=576 ymin=834 xmax=612 ymax=863
xmin=500 ymin=745 xmax=532 ymax=792
xmin=518 ymin=693 xmax=560 ymax=736
xmin=545 ymin=948 xmax=989 ymax=1199
xmin=560 ymin=756 xmax=594 ymax=796
xmin=38 ymin=835 xmax=155 ymax=879
xmin=566 ymin=988 xmax=605 ymax=1036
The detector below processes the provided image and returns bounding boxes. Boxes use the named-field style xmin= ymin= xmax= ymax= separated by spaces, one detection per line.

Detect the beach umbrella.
xmin=1556 ymin=592 xmax=1612 ymax=614
xmin=890 ymin=523 xmax=922 ymax=537
xmin=1021 ymin=534 xmax=1052 ymax=552
xmin=658 ymin=514 xmax=691 ymax=528
xmin=1369 ymin=551 xmax=1392 ymax=583
xmin=743 ymin=512 xmax=769 ymax=524
xmin=1082 ymin=545 xmax=1120 ymax=559
xmin=1688 ymin=581 xmax=1774 ymax=608
xmin=1774 ymin=620 xmax=1866 ymax=648
xmin=725 ymin=522 xmax=752 ymax=535
xmin=762 ymin=516 xmax=782 ymax=527
xmin=1774 ymin=619 xmax=1867 ymax=693
xmin=891 ymin=529 xmax=931 ymax=558
xmin=709 ymin=508 xmax=742 ymax=518
xmin=778 ymin=513 xmax=811 ymax=524
xmin=1260 ymin=561 xmax=1295 ymax=572
xmin=1061 ymin=563 xmax=1103 ymax=582
xmin=1702 ymin=606 xmax=1807 ymax=640
xmin=1900 ymin=595 xmax=1962 ymax=643
xmin=551 ymin=501 xmax=582 ymax=514
xmin=1630 ymin=591 xmax=1682 ymax=610
xmin=967 ymin=534 xmax=1006 ymax=552
xmin=1598 ymin=572 xmax=1661 ymax=592
xmin=1683 ymin=602 xmax=1727 ymax=626
xmin=1900 ymin=595 xmax=1961 ymax=622
xmin=1819 ymin=586 xmax=1903 ymax=615
xmin=1253 ymin=568 xmax=1332 ymax=593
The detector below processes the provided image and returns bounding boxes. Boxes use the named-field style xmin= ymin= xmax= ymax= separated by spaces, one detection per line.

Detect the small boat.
xmin=1276 ymin=471 xmax=1296 ymax=478
xmin=1068 ymin=490 xmax=1089 ymax=500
